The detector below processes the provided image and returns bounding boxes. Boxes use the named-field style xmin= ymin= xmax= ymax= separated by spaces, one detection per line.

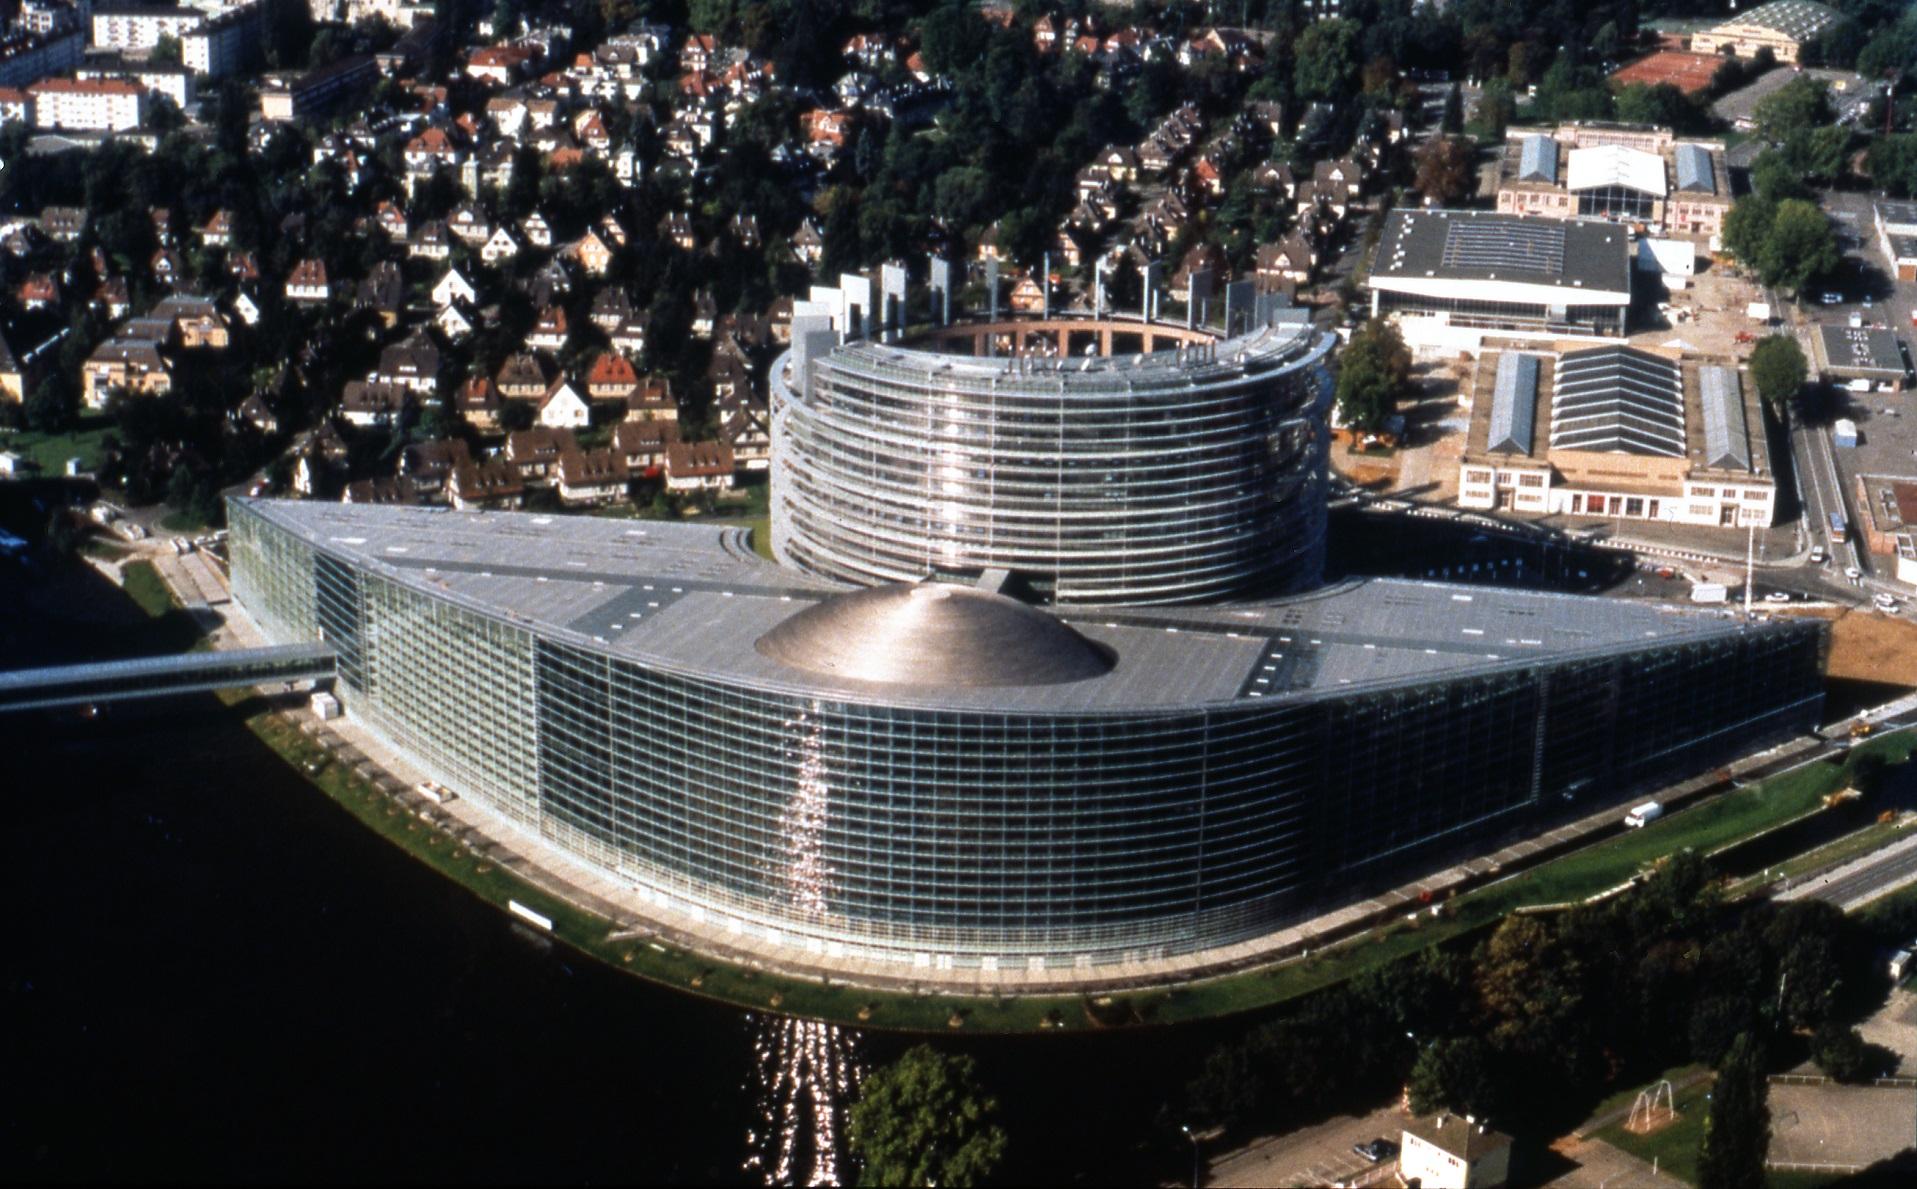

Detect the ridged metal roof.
xmin=1549 ymin=347 xmax=1686 ymax=457
xmin=1518 ymin=135 xmax=1559 ymax=185
xmin=1487 ymin=352 xmax=1540 ymax=455
xmin=1674 ymin=144 xmax=1715 ymax=194
xmin=1699 ymin=366 xmax=1750 ymax=471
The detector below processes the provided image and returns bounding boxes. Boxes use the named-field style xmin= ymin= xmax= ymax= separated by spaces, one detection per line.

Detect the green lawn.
xmin=121 ymin=560 xmax=175 ymax=618
xmin=1594 ymin=1075 xmax=1714 ymax=1185
xmin=1 ymin=417 xmax=112 ymax=474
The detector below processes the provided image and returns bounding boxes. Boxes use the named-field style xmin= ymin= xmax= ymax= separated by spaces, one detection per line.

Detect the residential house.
xmin=537 ymin=377 xmax=590 ymax=428
xmin=409 ymin=220 xmax=453 ymax=260
xmin=658 ymin=212 xmax=696 ymax=252
xmin=496 ymin=352 xmax=550 ymax=401
xmin=152 ymin=294 xmax=229 ymax=349
xmin=355 ymin=261 xmax=405 ymax=328
xmin=556 ymin=448 xmax=629 ymax=505
xmin=234 ymin=393 xmax=278 ymax=434
xmin=1256 ymin=234 xmax=1316 ymax=287
xmin=481 ymin=226 xmax=521 ymax=264
xmin=612 ymin=418 xmax=678 ymax=471
xmin=624 ymin=376 xmax=674 ymax=422
xmin=521 ymin=211 xmax=554 ymax=247
xmin=586 ymin=352 xmax=640 ymax=403
xmin=791 ymin=219 xmax=824 ymax=265
xmin=200 ymin=209 xmax=234 ymax=248
xmin=590 ymin=288 xmax=634 ymax=330
xmin=455 ymin=375 xmax=502 ymax=430
xmin=572 ymin=228 xmax=614 ymax=274
xmin=398 ymin=438 xmax=473 ymax=499
xmin=504 ymin=426 xmax=577 ymax=483
xmin=610 ymin=313 xmax=650 ymax=356
xmin=83 ymin=339 xmax=170 ymax=408
xmin=285 ymin=258 xmax=330 ymax=303
xmin=664 ymin=440 xmax=735 ymax=492
xmin=528 ymin=305 xmax=569 ymax=351
xmin=449 ymin=458 xmax=526 ymax=510
xmin=448 ymin=203 xmax=491 ymax=245
xmin=341 ymin=379 xmax=410 ymax=427
xmin=376 ymin=334 xmax=441 ymax=395
xmin=432 ymin=267 xmax=477 ymax=308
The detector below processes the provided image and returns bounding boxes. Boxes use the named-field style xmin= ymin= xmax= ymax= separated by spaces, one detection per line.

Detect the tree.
xmin=1751 ymin=76 xmax=1831 ymax=144
xmin=1295 ymin=19 xmax=1359 ymax=102
xmin=1406 ymin=1036 xmax=1499 ymax=1118
xmin=25 ymin=379 xmax=77 ymax=433
xmin=150 ymin=34 xmax=183 ymax=67
xmin=1335 ymin=319 xmax=1410 ymax=435
xmin=1750 ymin=151 xmax=1811 ymax=203
xmin=1865 ymin=133 xmax=1917 ymax=198
xmin=1757 ymin=200 xmax=1840 ymax=294
xmin=1615 ymin=83 xmax=1692 ymax=132
xmin=847 ymin=1045 xmax=1007 ymax=1188
xmin=1468 ymin=80 xmax=1517 ymax=142
xmin=1749 ymin=335 xmax=1807 ymax=421
xmin=1440 ymin=83 xmax=1463 ymax=135
xmin=1812 ymin=1023 xmax=1891 ymax=1083
xmin=1722 ymin=196 xmax=1778 ymax=267
xmin=1413 ymin=137 xmax=1473 ymax=207
xmin=1698 ymin=1033 xmax=1770 ymax=1189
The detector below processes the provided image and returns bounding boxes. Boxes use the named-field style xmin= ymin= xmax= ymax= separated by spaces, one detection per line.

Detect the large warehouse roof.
xmin=237 ymin=499 xmax=1769 ymax=714
xmin=1370 ymin=210 xmax=1632 ymax=301
xmin=1707 ymin=0 xmax=1844 ymax=40
xmin=1549 ymin=346 xmax=1686 ymax=457
xmin=1567 ymin=144 xmax=1666 ymax=197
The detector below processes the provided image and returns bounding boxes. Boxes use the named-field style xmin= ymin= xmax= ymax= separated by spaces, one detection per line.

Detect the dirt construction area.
xmin=1767 ymin=1080 xmax=1917 ymax=1172
xmin=1824 ymin=608 xmax=1917 ymax=686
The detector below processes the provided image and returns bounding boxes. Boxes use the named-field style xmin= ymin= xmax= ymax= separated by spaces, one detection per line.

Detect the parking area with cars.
xmin=1203 ymin=1105 xmax=1411 ymax=1188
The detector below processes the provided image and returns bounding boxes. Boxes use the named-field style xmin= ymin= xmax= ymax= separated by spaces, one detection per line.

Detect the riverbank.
xmin=115 ymin=556 xmax=1917 ymax=1033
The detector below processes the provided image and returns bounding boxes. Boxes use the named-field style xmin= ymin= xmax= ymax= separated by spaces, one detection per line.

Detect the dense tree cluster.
xmin=847 ymin=1044 xmax=1007 ymax=1188
xmin=1183 ymin=764 xmax=1905 ymax=1145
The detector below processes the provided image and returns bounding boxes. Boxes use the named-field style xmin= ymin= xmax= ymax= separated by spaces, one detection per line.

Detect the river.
xmin=0 ymin=567 xmax=1201 ymax=1184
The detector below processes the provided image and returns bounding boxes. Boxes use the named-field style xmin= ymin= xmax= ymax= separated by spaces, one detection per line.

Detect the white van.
xmin=1624 ymin=801 xmax=1665 ymax=828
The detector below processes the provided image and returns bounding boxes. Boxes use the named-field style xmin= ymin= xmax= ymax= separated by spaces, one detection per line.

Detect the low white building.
xmin=1399 ymin=1115 xmax=1512 ymax=1189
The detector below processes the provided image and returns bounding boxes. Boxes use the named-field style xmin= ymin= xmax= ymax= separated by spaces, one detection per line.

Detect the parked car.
xmin=1353 ymin=1139 xmax=1398 ymax=1164
xmin=1765 ymin=591 xmax=1791 ymax=603
xmin=1821 ymin=292 xmax=1844 ymax=305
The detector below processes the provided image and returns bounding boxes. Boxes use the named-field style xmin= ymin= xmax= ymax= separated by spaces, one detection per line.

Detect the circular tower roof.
xmin=755 ymin=583 xmax=1115 ymax=687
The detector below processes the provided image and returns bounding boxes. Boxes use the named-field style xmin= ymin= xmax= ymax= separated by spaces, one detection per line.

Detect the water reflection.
xmin=743 ymin=704 xmax=867 ymax=1184
xmin=742 ymin=1014 xmax=864 ymax=1186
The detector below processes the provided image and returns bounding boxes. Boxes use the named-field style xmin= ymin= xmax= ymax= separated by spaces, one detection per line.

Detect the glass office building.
xmin=229 ymin=498 xmax=1826 ymax=973
xmin=769 ymin=317 xmax=1335 ymax=604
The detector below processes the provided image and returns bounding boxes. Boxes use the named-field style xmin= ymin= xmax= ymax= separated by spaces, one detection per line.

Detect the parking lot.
xmin=1793 ymin=191 xmax=1917 ymax=590
xmin=1203 ymin=1104 xmax=1408 ymax=1188
xmin=1767 ymin=1080 xmax=1917 ymax=1172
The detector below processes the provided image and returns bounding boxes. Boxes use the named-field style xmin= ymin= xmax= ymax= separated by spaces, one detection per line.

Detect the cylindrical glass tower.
xmin=769 ymin=318 xmax=1335 ymax=604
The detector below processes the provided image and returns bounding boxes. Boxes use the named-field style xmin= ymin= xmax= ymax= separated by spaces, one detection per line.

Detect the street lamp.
xmin=1181 ymin=1124 xmax=1201 ymax=1189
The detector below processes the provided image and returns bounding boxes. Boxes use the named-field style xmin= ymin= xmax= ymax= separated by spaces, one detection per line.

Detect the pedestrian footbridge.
xmin=0 ymin=644 xmax=336 ymax=714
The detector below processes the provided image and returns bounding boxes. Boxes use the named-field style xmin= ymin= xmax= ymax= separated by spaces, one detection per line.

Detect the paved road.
xmin=1781 ymin=832 xmax=1917 ymax=909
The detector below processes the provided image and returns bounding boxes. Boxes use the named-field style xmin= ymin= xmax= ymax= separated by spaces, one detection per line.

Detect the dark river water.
xmin=0 ymin=685 xmax=1199 ymax=1184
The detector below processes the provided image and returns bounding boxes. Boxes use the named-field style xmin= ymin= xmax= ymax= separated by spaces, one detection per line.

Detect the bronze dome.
xmin=755 ymin=582 xmax=1114 ymax=687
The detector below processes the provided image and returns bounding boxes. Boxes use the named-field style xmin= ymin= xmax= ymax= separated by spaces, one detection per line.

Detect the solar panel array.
xmin=1698 ymin=365 xmax=1749 ymax=471
xmin=1488 ymin=352 xmax=1540 ymax=455
xmin=1440 ymin=218 xmax=1567 ymax=275
xmin=1674 ymin=144 xmax=1715 ymax=194
xmin=1549 ymin=347 xmax=1686 ymax=457
xmin=1518 ymin=135 xmax=1559 ymax=184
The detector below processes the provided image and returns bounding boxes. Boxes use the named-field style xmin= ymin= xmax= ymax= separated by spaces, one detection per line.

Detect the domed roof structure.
xmin=755 ymin=582 xmax=1115 ymax=687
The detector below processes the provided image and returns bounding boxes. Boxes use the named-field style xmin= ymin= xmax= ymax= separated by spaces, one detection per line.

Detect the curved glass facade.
xmin=228 ymin=501 xmax=1828 ymax=974
xmin=769 ymin=320 xmax=1335 ymax=605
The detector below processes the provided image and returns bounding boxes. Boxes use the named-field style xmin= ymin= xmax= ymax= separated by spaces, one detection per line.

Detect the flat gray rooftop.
xmin=1371 ymin=209 xmax=1632 ymax=296
xmin=240 ymin=499 xmax=1780 ymax=713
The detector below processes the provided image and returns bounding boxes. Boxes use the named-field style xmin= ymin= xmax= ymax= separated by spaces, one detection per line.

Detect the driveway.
xmin=1203 ymin=1104 xmax=1409 ymax=1188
